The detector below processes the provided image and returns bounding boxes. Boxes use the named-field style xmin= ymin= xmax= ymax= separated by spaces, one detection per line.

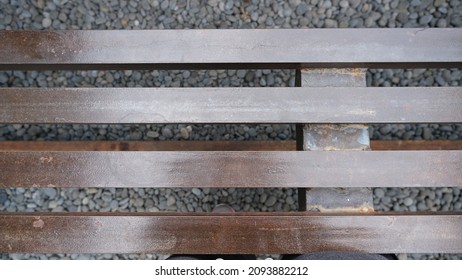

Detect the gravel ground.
xmin=1 ymin=0 xmax=461 ymax=260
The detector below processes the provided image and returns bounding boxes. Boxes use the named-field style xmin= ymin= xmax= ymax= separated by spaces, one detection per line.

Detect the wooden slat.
xmin=0 ymin=212 xmax=460 ymax=254
xmin=1 ymin=140 xmax=461 ymax=152
xmin=1 ymin=87 xmax=461 ymax=124
xmin=371 ymin=140 xmax=462 ymax=150
xmin=1 ymin=29 xmax=461 ymax=70
xmin=0 ymin=141 xmax=296 ymax=151
xmin=1 ymin=151 xmax=460 ymax=188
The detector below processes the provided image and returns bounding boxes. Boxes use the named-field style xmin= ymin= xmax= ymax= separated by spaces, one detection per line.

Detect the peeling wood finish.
xmin=1 ymin=151 xmax=461 ymax=188
xmin=1 ymin=29 xmax=461 ymax=70
xmin=0 ymin=212 xmax=461 ymax=254
xmin=1 ymin=87 xmax=461 ymax=124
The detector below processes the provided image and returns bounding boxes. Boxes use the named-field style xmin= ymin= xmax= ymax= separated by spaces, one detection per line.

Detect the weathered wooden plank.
xmin=0 ymin=141 xmax=296 ymax=151
xmin=371 ymin=140 xmax=462 ymax=151
xmin=0 ymin=140 xmax=461 ymax=152
xmin=1 ymin=29 xmax=461 ymax=70
xmin=1 ymin=87 xmax=461 ymax=124
xmin=0 ymin=212 xmax=460 ymax=254
xmin=1 ymin=151 xmax=460 ymax=188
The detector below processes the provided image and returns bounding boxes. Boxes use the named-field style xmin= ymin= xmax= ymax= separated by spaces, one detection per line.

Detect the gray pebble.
xmin=0 ymin=189 xmax=7 ymax=204
xmin=0 ymin=73 xmax=8 ymax=84
xmin=42 ymin=17 xmax=52 ymax=28
xmin=43 ymin=188 xmax=57 ymax=199
xmin=374 ymin=188 xmax=385 ymax=198
xmin=48 ymin=201 xmax=58 ymax=209
xmin=419 ymin=14 xmax=433 ymax=25
xmin=324 ymin=19 xmax=338 ymax=28
xmin=180 ymin=127 xmax=189 ymax=139
xmin=295 ymin=3 xmax=307 ymax=16
xmin=146 ymin=131 xmax=159 ymax=138
xmin=161 ymin=127 xmax=173 ymax=139
xmin=265 ymin=196 xmax=277 ymax=207
xmin=167 ymin=195 xmax=176 ymax=206
xmin=404 ymin=197 xmax=414 ymax=206
xmin=339 ymin=0 xmax=349 ymax=8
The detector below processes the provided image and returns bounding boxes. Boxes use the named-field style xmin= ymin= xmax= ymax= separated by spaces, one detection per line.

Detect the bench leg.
xmin=298 ymin=68 xmax=374 ymax=213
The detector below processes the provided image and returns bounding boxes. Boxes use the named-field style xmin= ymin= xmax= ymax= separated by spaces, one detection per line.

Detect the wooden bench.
xmin=0 ymin=29 xmax=461 ymax=256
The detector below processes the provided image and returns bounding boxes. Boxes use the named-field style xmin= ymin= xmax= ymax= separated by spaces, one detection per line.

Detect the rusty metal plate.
xmin=301 ymin=68 xmax=367 ymax=87
xmin=303 ymin=124 xmax=370 ymax=151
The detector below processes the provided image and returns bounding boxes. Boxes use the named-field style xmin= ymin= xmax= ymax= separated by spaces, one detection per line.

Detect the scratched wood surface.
xmin=1 ymin=29 xmax=461 ymax=70
xmin=1 ymin=87 xmax=461 ymax=124
xmin=0 ymin=212 xmax=460 ymax=254
xmin=1 ymin=151 xmax=460 ymax=188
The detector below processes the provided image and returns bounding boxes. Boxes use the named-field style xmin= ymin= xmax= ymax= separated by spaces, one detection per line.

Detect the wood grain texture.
xmin=1 ymin=212 xmax=460 ymax=254
xmin=1 ymin=29 xmax=461 ymax=70
xmin=1 ymin=87 xmax=461 ymax=124
xmin=1 ymin=151 xmax=460 ymax=188
xmin=0 ymin=140 xmax=460 ymax=151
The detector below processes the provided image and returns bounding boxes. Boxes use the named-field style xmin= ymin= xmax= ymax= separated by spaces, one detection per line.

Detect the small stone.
xmin=37 ymin=0 xmax=45 ymax=9
xmin=147 ymin=131 xmax=159 ymax=138
xmin=82 ymin=197 xmax=89 ymax=205
xmin=423 ymin=127 xmax=433 ymax=140
xmin=434 ymin=0 xmax=445 ymax=7
xmin=237 ymin=70 xmax=246 ymax=78
xmin=324 ymin=19 xmax=338 ymax=28
xmin=161 ymin=127 xmax=173 ymax=139
xmin=339 ymin=0 xmax=349 ymax=8
xmin=436 ymin=19 xmax=447 ymax=28
xmin=207 ymin=0 xmax=218 ymax=7
xmin=224 ymin=0 xmax=233 ymax=10
xmin=167 ymin=195 xmax=176 ymax=206
xmin=374 ymin=188 xmax=385 ymax=198
xmin=161 ymin=0 xmax=169 ymax=10
xmin=404 ymin=197 xmax=414 ymax=206
xmin=265 ymin=196 xmax=277 ymax=207
xmin=43 ymin=188 xmax=57 ymax=199
xmin=134 ymin=198 xmax=144 ymax=207
xmin=180 ymin=127 xmax=189 ymax=139
xmin=0 ymin=189 xmax=7 ymax=204
xmin=260 ymin=192 xmax=268 ymax=204
xmin=0 ymin=73 xmax=8 ymax=84
xmin=192 ymin=188 xmax=202 ymax=197
xmin=419 ymin=14 xmax=433 ymax=25
xmin=321 ymin=0 xmax=332 ymax=8
xmin=396 ymin=12 xmax=409 ymax=24
xmin=295 ymin=3 xmax=308 ymax=16
xmin=42 ymin=17 xmax=52 ymax=28
xmin=48 ymin=201 xmax=58 ymax=209
xmin=110 ymin=200 xmax=118 ymax=210
xmin=102 ymin=193 xmax=112 ymax=202
xmin=403 ymin=131 xmax=415 ymax=140
xmin=285 ymin=196 xmax=295 ymax=205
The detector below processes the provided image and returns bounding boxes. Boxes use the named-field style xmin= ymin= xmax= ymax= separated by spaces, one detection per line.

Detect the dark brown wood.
xmin=1 ymin=140 xmax=461 ymax=151
xmin=1 ymin=29 xmax=461 ymax=70
xmin=1 ymin=87 xmax=461 ymax=124
xmin=0 ymin=140 xmax=296 ymax=151
xmin=1 ymin=151 xmax=460 ymax=188
xmin=0 ymin=212 xmax=460 ymax=254
xmin=371 ymin=140 xmax=462 ymax=151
